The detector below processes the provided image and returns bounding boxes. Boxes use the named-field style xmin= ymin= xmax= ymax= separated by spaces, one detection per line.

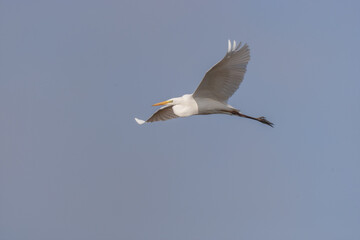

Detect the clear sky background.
xmin=1 ymin=0 xmax=360 ymax=239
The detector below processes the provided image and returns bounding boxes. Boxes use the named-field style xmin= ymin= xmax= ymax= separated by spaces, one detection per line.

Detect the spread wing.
xmin=193 ymin=40 xmax=250 ymax=103
xmin=146 ymin=106 xmax=179 ymax=123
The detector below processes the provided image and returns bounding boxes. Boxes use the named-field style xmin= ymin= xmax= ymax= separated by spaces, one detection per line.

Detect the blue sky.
xmin=1 ymin=0 xmax=360 ymax=239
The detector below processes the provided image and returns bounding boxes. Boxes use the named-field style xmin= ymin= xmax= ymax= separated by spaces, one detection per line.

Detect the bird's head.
xmin=152 ymin=95 xmax=190 ymax=107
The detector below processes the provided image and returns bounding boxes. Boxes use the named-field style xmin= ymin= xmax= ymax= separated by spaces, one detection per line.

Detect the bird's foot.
xmin=258 ymin=117 xmax=274 ymax=127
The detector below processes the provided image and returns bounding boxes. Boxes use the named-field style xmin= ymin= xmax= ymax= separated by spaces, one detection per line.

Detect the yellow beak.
xmin=152 ymin=100 xmax=172 ymax=106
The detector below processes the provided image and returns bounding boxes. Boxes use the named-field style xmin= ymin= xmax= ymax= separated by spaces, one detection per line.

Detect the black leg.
xmin=231 ymin=110 xmax=274 ymax=127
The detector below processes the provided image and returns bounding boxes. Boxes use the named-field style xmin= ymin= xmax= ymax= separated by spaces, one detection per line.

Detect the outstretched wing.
xmin=134 ymin=106 xmax=179 ymax=124
xmin=147 ymin=106 xmax=179 ymax=122
xmin=193 ymin=40 xmax=250 ymax=103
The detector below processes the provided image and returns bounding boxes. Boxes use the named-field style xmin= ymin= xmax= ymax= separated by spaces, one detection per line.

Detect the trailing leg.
xmin=231 ymin=110 xmax=274 ymax=127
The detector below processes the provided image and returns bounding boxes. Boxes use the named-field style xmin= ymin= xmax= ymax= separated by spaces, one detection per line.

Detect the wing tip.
xmin=135 ymin=118 xmax=146 ymax=125
xmin=227 ymin=39 xmax=243 ymax=53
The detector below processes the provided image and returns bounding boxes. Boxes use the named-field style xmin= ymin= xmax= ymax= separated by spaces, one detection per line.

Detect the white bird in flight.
xmin=135 ymin=40 xmax=273 ymax=127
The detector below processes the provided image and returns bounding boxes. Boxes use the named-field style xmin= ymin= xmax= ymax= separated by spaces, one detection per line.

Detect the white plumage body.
xmin=172 ymin=94 xmax=198 ymax=117
xmin=194 ymin=97 xmax=234 ymax=115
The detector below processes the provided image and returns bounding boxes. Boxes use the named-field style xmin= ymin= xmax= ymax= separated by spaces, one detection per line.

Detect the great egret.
xmin=135 ymin=40 xmax=273 ymax=127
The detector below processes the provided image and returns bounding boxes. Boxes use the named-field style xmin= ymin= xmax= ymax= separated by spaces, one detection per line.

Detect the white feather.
xmin=135 ymin=118 xmax=145 ymax=125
